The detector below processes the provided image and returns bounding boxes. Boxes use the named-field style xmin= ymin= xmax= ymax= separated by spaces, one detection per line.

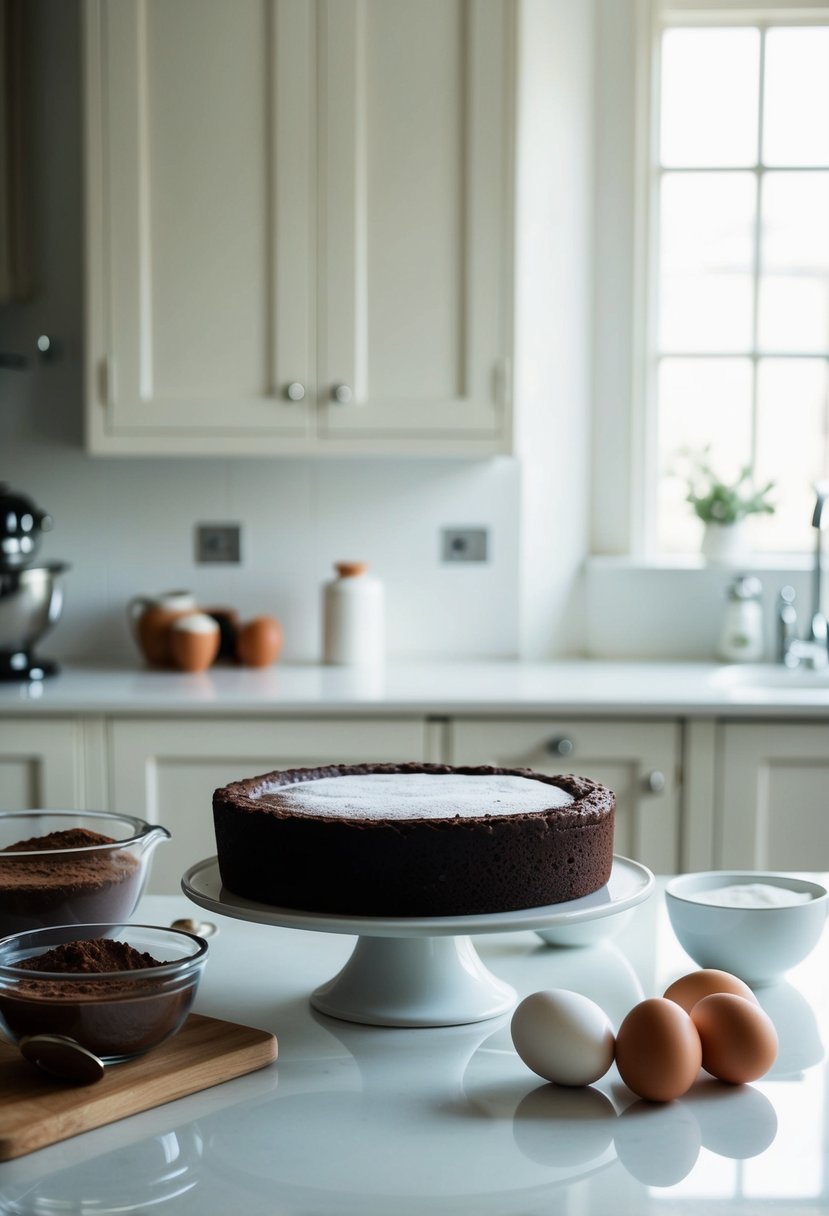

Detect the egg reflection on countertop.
xmin=512 ymin=1084 xmax=617 ymax=1167
xmin=614 ymin=1098 xmax=701 ymax=1185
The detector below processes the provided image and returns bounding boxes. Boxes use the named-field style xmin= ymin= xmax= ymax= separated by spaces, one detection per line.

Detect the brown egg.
xmin=691 ymin=993 xmax=778 ymax=1084
xmin=663 ymin=969 xmax=758 ymax=1013
xmin=236 ymin=615 xmax=283 ymax=667
xmin=615 ymin=997 xmax=702 ymax=1103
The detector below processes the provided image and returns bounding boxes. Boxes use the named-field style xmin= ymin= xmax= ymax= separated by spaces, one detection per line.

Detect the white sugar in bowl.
xmin=665 ymin=871 xmax=829 ymax=986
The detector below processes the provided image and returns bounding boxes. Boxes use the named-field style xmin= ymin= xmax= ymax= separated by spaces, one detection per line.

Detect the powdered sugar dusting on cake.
xmin=255 ymin=772 xmax=574 ymax=820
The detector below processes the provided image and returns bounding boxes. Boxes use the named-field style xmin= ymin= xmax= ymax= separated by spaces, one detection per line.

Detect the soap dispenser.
xmin=717 ymin=575 xmax=765 ymax=663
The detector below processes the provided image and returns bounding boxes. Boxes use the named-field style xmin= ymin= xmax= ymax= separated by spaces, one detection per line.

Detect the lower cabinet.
xmin=0 ymin=720 xmax=86 ymax=810
xmin=448 ymin=717 xmax=683 ymax=874
xmin=716 ymin=721 xmax=829 ymax=871
xmin=108 ymin=717 xmax=432 ymax=894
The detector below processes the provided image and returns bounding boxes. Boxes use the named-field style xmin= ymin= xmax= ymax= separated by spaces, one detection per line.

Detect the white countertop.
xmin=1 ymin=879 xmax=826 ymax=1215
xmin=3 ymin=659 xmax=829 ymax=717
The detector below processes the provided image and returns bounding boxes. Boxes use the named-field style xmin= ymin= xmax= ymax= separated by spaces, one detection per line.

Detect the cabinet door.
xmin=85 ymin=0 xmax=315 ymax=452
xmin=319 ymin=0 xmax=512 ymax=446
xmin=449 ymin=718 xmax=682 ymax=874
xmin=718 ymin=722 xmax=829 ymax=870
xmin=85 ymin=0 xmax=513 ymax=456
xmin=0 ymin=721 xmax=83 ymax=810
xmin=109 ymin=717 xmax=430 ymax=894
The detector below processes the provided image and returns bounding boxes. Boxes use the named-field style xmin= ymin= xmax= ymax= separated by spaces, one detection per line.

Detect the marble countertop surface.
xmin=1 ymin=878 xmax=826 ymax=1215
xmin=2 ymin=659 xmax=829 ymax=717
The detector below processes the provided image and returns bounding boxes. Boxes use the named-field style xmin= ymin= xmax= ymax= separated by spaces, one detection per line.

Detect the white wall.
xmin=514 ymin=0 xmax=595 ymax=658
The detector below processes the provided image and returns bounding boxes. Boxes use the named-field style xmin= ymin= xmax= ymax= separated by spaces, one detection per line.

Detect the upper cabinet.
xmin=83 ymin=0 xmax=515 ymax=457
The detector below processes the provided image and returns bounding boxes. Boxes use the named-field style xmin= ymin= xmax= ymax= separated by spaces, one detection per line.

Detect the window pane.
xmin=660 ymin=28 xmax=759 ymax=168
xmin=755 ymin=359 xmax=829 ymax=551
xmin=763 ymin=28 xmax=829 ymax=167
xmin=659 ymin=173 xmax=755 ymax=352
xmin=758 ymin=172 xmax=829 ymax=352
xmin=656 ymin=358 xmax=753 ymax=553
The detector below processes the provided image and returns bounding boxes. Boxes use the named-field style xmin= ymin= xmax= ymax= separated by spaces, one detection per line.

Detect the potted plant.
xmin=682 ymin=450 xmax=775 ymax=565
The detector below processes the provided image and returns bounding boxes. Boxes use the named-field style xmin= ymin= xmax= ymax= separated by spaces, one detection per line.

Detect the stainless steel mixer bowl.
xmin=0 ymin=562 xmax=68 ymax=651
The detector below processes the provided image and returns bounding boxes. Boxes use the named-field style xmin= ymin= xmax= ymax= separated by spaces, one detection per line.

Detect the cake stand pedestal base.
xmin=310 ymin=934 xmax=516 ymax=1027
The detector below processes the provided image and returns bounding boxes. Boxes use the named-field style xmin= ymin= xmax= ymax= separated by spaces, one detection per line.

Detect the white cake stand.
xmin=182 ymin=855 xmax=653 ymax=1028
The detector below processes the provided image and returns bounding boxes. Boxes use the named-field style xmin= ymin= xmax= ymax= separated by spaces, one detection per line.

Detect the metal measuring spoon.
xmin=19 ymin=1033 xmax=105 ymax=1084
xmin=171 ymin=917 xmax=218 ymax=937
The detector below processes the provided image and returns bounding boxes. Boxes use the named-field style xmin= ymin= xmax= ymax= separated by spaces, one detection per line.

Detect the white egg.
xmin=510 ymin=989 xmax=615 ymax=1086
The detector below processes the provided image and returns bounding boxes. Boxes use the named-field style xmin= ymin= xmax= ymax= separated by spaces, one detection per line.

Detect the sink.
xmin=712 ymin=664 xmax=829 ymax=692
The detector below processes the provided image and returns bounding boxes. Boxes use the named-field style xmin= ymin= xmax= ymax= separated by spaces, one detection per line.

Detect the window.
xmin=649 ymin=12 xmax=829 ymax=557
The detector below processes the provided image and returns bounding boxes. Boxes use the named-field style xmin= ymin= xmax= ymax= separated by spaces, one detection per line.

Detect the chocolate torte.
xmin=212 ymin=763 xmax=615 ymax=917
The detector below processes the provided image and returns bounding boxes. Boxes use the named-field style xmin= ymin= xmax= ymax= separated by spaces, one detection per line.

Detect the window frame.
xmin=592 ymin=0 xmax=829 ymax=564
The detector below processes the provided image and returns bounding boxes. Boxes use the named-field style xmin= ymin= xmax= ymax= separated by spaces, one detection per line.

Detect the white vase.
xmin=701 ymin=520 xmax=750 ymax=567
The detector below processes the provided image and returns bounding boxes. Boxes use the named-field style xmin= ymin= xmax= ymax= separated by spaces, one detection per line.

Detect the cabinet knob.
xmin=546 ymin=736 xmax=574 ymax=758
xmin=285 ymin=382 xmax=306 ymax=402
xmin=643 ymin=770 xmax=666 ymax=794
xmin=332 ymin=383 xmax=353 ymax=405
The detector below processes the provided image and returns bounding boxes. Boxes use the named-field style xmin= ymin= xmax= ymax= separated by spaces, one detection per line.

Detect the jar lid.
xmin=726 ymin=575 xmax=762 ymax=601
xmin=335 ymin=562 xmax=368 ymax=578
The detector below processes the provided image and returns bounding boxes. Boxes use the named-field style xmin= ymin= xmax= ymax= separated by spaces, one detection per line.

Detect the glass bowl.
xmin=0 ymin=923 xmax=208 ymax=1063
xmin=0 ymin=811 xmax=170 ymax=937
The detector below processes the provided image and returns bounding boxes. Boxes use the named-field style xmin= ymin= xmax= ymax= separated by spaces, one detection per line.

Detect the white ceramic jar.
xmin=717 ymin=575 xmax=765 ymax=663
xmin=322 ymin=562 xmax=385 ymax=666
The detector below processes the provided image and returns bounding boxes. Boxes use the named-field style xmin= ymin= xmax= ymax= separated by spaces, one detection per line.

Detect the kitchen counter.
xmin=2 ymin=659 xmax=829 ymax=717
xmin=1 ymin=878 xmax=826 ymax=1214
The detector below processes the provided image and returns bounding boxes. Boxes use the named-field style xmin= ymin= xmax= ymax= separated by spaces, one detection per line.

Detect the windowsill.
xmin=586 ymin=553 xmax=816 ymax=574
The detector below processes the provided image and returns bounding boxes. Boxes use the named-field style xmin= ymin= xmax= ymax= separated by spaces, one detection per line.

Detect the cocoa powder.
xmin=2 ymin=828 xmax=116 ymax=853
xmin=0 ymin=828 xmax=143 ymax=937
xmin=13 ymin=938 xmax=165 ymax=1000
xmin=19 ymin=937 xmax=164 ymax=974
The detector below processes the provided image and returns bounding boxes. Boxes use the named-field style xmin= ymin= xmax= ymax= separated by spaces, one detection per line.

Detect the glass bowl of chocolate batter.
xmin=0 ymin=923 xmax=208 ymax=1063
xmin=0 ymin=811 xmax=171 ymax=938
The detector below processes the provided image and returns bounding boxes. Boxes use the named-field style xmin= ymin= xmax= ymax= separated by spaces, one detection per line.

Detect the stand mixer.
xmin=0 ymin=484 xmax=69 ymax=681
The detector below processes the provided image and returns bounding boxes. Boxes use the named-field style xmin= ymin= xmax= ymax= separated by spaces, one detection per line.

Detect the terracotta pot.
xmin=169 ymin=613 xmax=221 ymax=673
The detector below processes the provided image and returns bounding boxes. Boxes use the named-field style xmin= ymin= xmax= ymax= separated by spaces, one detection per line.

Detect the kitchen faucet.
xmin=777 ymin=482 xmax=829 ymax=669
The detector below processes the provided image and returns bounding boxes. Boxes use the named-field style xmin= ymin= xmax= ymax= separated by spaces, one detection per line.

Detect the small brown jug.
xmin=127 ymin=590 xmax=197 ymax=667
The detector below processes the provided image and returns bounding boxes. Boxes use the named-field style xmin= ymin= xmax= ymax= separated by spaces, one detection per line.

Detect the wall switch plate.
xmin=196 ymin=524 xmax=241 ymax=564
xmin=441 ymin=527 xmax=489 ymax=563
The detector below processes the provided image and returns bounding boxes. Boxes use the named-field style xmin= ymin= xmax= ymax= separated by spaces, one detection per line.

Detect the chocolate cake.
xmin=212 ymin=763 xmax=615 ymax=917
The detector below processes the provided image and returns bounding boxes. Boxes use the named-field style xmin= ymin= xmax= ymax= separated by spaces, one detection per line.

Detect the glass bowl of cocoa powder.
xmin=0 ymin=811 xmax=171 ymax=938
xmin=0 ymin=923 xmax=208 ymax=1063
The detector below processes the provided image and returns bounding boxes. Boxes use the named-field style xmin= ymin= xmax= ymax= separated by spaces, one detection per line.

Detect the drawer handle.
xmin=644 ymin=770 xmax=666 ymax=794
xmin=286 ymin=381 xmax=306 ymax=402
xmin=546 ymin=736 xmax=574 ymax=758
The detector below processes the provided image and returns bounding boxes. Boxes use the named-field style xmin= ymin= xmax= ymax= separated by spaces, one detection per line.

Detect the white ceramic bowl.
xmin=665 ymin=871 xmax=829 ymax=986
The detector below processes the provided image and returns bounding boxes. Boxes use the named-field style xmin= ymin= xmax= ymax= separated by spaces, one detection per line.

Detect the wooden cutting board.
xmin=0 ymin=1013 xmax=277 ymax=1161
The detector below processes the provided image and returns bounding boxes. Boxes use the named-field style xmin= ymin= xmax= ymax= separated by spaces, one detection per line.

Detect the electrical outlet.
xmin=196 ymin=524 xmax=241 ymax=564
xmin=441 ymin=527 xmax=489 ymax=563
